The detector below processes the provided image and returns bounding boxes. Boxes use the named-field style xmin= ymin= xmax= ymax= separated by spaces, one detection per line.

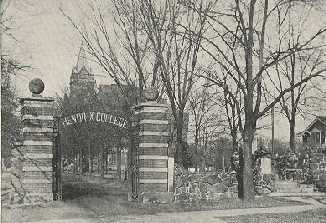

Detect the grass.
xmin=221 ymin=208 xmax=326 ymax=223
xmin=61 ymin=180 xmax=307 ymax=218
xmin=0 ymin=176 xmax=313 ymax=223
xmin=1 ymin=201 xmax=95 ymax=223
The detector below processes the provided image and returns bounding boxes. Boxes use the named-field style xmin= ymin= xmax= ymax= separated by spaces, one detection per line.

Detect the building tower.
xmin=69 ymin=41 xmax=96 ymax=97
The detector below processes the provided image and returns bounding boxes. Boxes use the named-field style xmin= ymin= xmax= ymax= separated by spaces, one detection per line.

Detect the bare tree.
xmin=1 ymin=0 xmax=10 ymax=55
xmin=188 ymin=84 xmax=222 ymax=171
xmin=275 ymin=49 xmax=325 ymax=152
xmin=220 ymin=76 xmax=243 ymax=152
xmin=62 ymin=0 xmax=216 ymax=166
xmin=139 ymin=0 xmax=216 ymax=164
xmin=61 ymin=0 xmax=159 ymax=104
xmin=193 ymin=0 xmax=326 ymax=200
xmin=269 ymin=2 xmax=326 ymax=153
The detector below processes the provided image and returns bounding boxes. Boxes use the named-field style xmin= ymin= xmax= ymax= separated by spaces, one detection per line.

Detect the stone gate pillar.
xmin=134 ymin=101 xmax=173 ymax=203
xmin=20 ymin=78 xmax=54 ymax=203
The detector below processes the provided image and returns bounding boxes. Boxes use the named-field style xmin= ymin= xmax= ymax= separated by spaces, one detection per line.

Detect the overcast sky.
xmin=3 ymin=0 xmax=326 ymax=143
xmin=3 ymin=0 xmax=113 ymax=97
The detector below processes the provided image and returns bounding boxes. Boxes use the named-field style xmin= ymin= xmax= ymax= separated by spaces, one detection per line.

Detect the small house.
xmin=302 ymin=116 xmax=326 ymax=146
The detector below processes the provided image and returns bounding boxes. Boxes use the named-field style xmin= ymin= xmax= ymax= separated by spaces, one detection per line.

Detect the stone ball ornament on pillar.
xmin=29 ymin=78 xmax=45 ymax=96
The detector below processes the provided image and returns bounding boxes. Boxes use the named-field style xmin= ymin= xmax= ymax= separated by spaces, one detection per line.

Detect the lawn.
xmin=61 ymin=180 xmax=306 ymax=218
xmin=0 ymin=177 xmax=312 ymax=223
xmin=221 ymin=208 xmax=326 ymax=223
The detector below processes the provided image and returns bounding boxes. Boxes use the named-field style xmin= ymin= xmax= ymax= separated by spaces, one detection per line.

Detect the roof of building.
xmin=318 ymin=116 xmax=326 ymax=125
xmin=302 ymin=116 xmax=326 ymax=133
xmin=69 ymin=41 xmax=96 ymax=96
xmin=73 ymin=41 xmax=91 ymax=74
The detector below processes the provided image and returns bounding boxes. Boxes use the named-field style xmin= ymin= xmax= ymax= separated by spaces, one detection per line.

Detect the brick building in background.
xmin=67 ymin=42 xmax=189 ymax=181
xmin=69 ymin=42 xmax=96 ymax=98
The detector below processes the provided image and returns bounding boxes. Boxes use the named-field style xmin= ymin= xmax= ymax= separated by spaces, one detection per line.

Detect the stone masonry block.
xmin=20 ymin=96 xmax=54 ymax=204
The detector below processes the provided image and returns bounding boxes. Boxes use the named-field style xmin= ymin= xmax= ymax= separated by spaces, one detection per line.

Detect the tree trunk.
xmin=73 ymin=149 xmax=77 ymax=174
xmin=240 ymin=129 xmax=255 ymax=201
xmin=97 ymin=153 xmax=100 ymax=174
xmin=77 ymin=152 xmax=79 ymax=174
xmin=88 ymin=140 xmax=91 ymax=175
xmin=289 ymin=117 xmax=296 ymax=152
xmin=117 ymin=147 xmax=122 ymax=181
xmin=79 ymin=149 xmax=83 ymax=174
xmin=194 ymin=130 xmax=199 ymax=172
xmin=175 ymin=112 xmax=184 ymax=167
xmin=105 ymin=148 xmax=108 ymax=174
xmin=101 ymin=146 xmax=105 ymax=178
xmin=90 ymin=152 xmax=94 ymax=174
xmin=231 ymin=130 xmax=244 ymax=198
xmin=201 ymin=159 xmax=206 ymax=172
xmin=231 ymin=131 xmax=238 ymax=152
xmin=237 ymin=146 xmax=244 ymax=199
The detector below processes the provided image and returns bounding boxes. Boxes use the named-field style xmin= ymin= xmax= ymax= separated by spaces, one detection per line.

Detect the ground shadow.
xmin=62 ymin=175 xmax=128 ymax=201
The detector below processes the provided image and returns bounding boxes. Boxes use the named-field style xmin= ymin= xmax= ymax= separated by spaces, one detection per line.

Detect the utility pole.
xmin=0 ymin=0 xmax=6 ymax=78
xmin=0 ymin=0 xmax=4 ymax=56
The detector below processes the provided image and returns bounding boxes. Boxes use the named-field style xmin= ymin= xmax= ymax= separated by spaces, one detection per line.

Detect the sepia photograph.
xmin=1 ymin=0 xmax=326 ymax=222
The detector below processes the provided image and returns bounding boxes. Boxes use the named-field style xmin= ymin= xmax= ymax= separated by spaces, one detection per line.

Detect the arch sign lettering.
xmin=61 ymin=111 xmax=128 ymax=129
